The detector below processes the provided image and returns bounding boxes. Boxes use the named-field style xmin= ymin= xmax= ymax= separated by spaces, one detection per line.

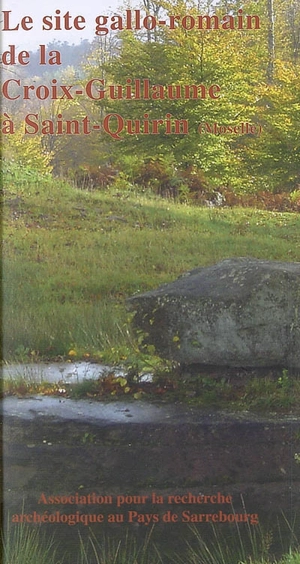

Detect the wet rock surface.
xmin=2 ymin=361 xmax=118 ymax=384
xmin=128 ymin=257 xmax=300 ymax=368
xmin=2 ymin=396 xmax=300 ymax=520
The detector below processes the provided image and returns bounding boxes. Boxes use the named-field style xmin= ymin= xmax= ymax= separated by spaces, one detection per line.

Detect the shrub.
xmin=72 ymin=165 xmax=117 ymax=190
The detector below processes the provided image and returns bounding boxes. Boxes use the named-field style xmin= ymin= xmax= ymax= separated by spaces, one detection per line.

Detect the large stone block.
xmin=127 ymin=258 xmax=300 ymax=368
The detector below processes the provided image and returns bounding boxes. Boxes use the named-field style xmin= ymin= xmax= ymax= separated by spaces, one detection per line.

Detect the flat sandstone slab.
xmin=127 ymin=258 xmax=300 ymax=368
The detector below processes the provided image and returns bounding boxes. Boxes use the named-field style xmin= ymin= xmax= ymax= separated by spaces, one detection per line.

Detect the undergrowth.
xmin=2 ymin=521 xmax=61 ymax=564
xmin=3 ymin=364 xmax=300 ymax=415
xmin=2 ymin=519 xmax=299 ymax=564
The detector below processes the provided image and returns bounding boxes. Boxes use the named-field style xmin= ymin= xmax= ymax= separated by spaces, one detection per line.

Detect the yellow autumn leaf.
xmin=117 ymin=377 xmax=128 ymax=387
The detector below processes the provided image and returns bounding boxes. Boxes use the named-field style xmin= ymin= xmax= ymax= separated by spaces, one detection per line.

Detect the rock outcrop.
xmin=127 ymin=258 xmax=300 ymax=369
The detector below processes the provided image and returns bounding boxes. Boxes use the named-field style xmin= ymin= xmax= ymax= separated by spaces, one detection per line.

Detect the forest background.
xmin=3 ymin=0 xmax=300 ymax=196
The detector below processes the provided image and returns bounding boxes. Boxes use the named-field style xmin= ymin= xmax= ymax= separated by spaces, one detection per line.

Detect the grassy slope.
xmin=2 ymin=171 xmax=300 ymax=360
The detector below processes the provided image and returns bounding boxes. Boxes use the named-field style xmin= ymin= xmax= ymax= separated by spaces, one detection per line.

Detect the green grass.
xmin=2 ymin=523 xmax=299 ymax=564
xmin=3 ymin=162 xmax=300 ymax=362
xmin=281 ymin=555 xmax=300 ymax=564
xmin=78 ymin=529 xmax=162 ymax=564
xmin=172 ymin=512 xmax=300 ymax=564
xmin=2 ymin=522 xmax=61 ymax=564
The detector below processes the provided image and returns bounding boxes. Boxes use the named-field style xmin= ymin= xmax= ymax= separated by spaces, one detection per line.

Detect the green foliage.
xmin=4 ymin=0 xmax=299 ymax=194
xmin=91 ymin=27 xmax=245 ymax=184
xmin=280 ymin=554 xmax=300 ymax=564
xmin=236 ymin=61 xmax=300 ymax=192
xmin=2 ymin=523 xmax=61 ymax=564
xmin=2 ymin=521 xmax=299 ymax=564
xmin=4 ymin=364 xmax=300 ymax=415
xmin=173 ymin=523 xmax=272 ymax=564
xmin=241 ymin=369 xmax=296 ymax=412
xmin=114 ymin=155 xmax=210 ymax=201
xmin=2 ymin=126 xmax=52 ymax=175
xmin=3 ymin=375 xmax=65 ymax=398
xmin=75 ymin=0 xmax=300 ymax=193
xmin=82 ymin=432 xmax=96 ymax=444
xmin=78 ymin=529 xmax=162 ymax=564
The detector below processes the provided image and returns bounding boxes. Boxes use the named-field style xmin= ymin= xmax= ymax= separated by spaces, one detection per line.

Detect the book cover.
xmin=1 ymin=0 xmax=300 ymax=562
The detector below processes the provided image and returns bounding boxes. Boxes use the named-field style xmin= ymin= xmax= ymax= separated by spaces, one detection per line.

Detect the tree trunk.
xmin=267 ymin=0 xmax=275 ymax=83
